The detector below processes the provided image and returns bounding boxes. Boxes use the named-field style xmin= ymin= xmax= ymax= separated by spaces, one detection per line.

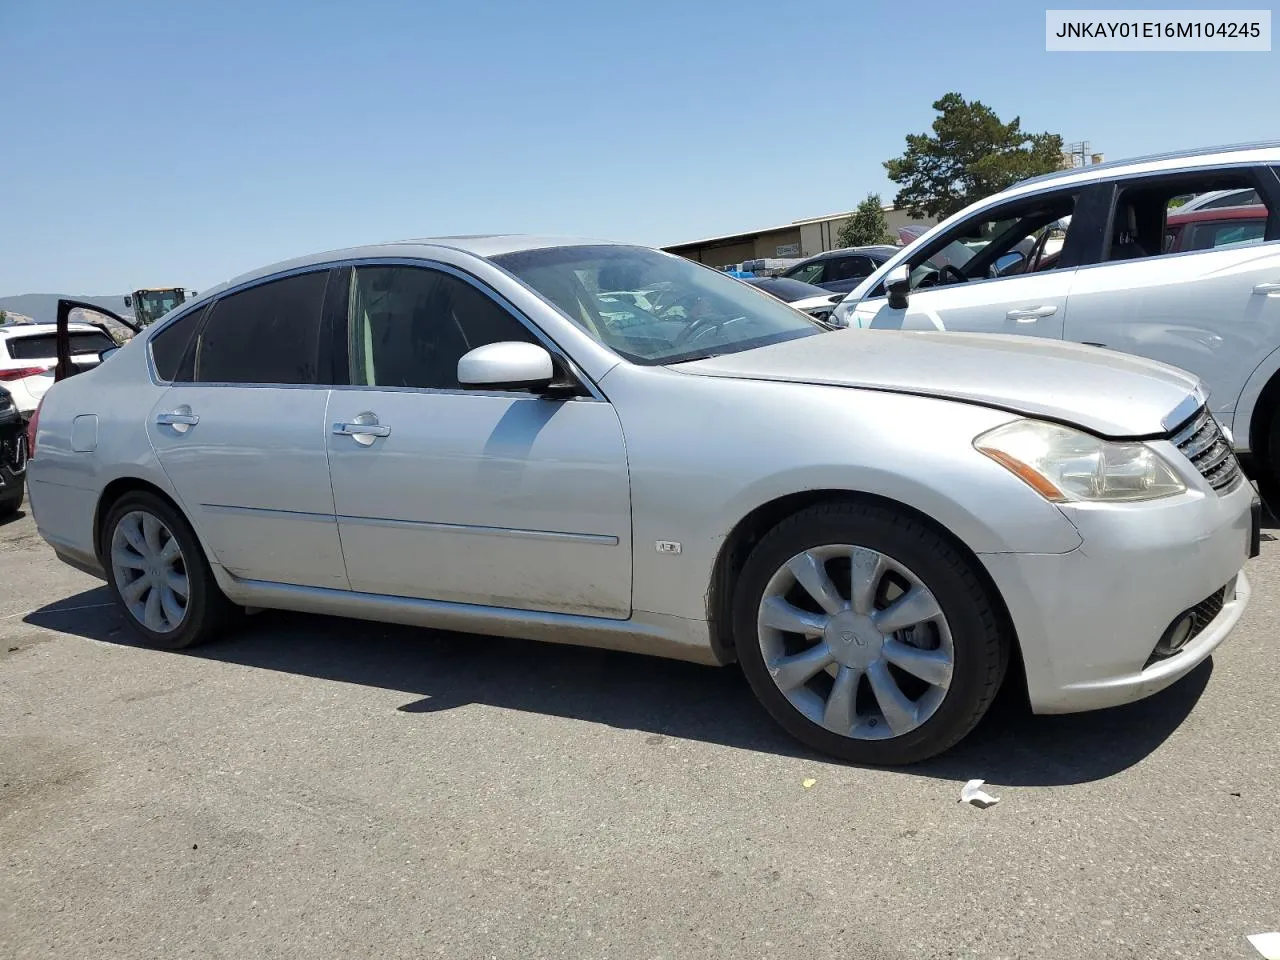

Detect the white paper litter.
xmin=1248 ymin=932 xmax=1280 ymax=959
xmin=959 ymin=779 xmax=1000 ymax=808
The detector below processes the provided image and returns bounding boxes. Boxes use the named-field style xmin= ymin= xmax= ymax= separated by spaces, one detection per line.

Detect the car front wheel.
xmin=733 ymin=501 xmax=1009 ymax=765
xmin=103 ymin=492 xmax=236 ymax=649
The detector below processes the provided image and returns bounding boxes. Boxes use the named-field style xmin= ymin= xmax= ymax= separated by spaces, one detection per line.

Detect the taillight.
xmin=0 ymin=366 xmax=53 ymax=382
xmin=26 ymin=399 xmax=41 ymax=459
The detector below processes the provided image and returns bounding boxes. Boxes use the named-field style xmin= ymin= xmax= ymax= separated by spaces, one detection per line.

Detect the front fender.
xmin=603 ymin=365 xmax=1082 ymax=624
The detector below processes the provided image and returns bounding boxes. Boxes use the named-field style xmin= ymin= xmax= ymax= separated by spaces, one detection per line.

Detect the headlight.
xmin=831 ymin=300 xmax=854 ymax=327
xmin=975 ymin=419 xmax=1185 ymax=503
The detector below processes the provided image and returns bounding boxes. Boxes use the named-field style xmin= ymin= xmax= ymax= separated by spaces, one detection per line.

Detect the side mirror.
xmin=885 ymin=263 xmax=910 ymax=309
xmin=99 ymin=347 xmax=120 ymax=363
xmin=123 ymin=295 xmax=132 ymax=308
xmin=458 ymin=341 xmax=555 ymax=392
xmin=992 ymin=251 xmax=1026 ymax=277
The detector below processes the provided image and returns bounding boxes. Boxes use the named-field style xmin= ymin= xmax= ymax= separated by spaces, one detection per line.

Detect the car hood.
xmin=671 ymin=329 xmax=1204 ymax=438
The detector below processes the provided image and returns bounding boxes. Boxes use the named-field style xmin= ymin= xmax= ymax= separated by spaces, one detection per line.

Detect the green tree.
xmin=0 ymin=310 xmax=6 ymax=325
xmin=835 ymin=193 xmax=891 ymax=248
xmin=884 ymin=92 xmax=1064 ymax=220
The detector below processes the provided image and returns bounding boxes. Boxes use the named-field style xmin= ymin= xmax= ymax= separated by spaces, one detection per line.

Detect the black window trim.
xmin=327 ymin=257 xmax=604 ymax=401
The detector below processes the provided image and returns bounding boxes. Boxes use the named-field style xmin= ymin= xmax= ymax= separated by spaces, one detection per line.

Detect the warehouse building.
xmin=662 ymin=205 xmax=936 ymax=268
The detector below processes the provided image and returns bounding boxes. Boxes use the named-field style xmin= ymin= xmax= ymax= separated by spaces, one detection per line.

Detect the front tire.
xmin=733 ymin=501 xmax=1009 ymax=765
xmin=102 ymin=492 xmax=236 ymax=650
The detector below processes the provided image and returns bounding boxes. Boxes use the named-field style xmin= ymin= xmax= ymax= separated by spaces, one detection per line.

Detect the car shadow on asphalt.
xmin=26 ymin=587 xmax=1212 ymax=788
xmin=0 ymin=507 xmax=28 ymax=528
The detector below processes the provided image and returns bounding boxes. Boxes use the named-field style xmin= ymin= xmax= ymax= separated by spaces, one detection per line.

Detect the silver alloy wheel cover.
xmin=756 ymin=543 xmax=954 ymax=740
xmin=109 ymin=509 xmax=190 ymax=634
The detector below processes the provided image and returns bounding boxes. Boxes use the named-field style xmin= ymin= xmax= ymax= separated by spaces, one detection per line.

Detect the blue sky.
xmin=2 ymin=0 xmax=1275 ymax=294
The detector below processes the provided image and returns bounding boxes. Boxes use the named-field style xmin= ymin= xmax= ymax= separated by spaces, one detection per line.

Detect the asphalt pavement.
xmin=2 ymin=493 xmax=1279 ymax=959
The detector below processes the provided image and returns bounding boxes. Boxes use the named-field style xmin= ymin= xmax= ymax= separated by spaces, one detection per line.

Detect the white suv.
xmin=0 ymin=322 xmax=118 ymax=417
xmin=833 ymin=141 xmax=1280 ymax=487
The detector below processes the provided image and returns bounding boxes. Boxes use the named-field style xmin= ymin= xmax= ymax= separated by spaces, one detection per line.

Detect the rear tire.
xmin=102 ymin=491 xmax=237 ymax=650
xmin=733 ymin=501 xmax=1009 ymax=765
xmin=1257 ymin=414 xmax=1280 ymax=515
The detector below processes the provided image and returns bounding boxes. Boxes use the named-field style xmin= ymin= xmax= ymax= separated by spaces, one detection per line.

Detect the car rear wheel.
xmin=733 ymin=501 xmax=1009 ymax=765
xmin=103 ymin=492 xmax=236 ymax=650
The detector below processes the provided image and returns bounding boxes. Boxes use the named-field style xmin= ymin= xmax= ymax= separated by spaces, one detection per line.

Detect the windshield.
xmin=491 ymin=245 xmax=825 ymax=364
xmin=135 ymin=291 xmax=185 ymax=326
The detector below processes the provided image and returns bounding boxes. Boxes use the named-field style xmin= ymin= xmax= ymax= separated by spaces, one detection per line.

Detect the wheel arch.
xmin=705 ymin=489 xmax=1023 ymax=686
xmin=94 ymin=476 xmax=189 ymax=564
xmin=1235 ymin=345 xmax=1280 ymax=459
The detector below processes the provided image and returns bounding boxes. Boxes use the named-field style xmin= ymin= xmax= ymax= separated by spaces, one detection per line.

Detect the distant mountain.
xmin=0 ymin=293 xmax=133 ymax=325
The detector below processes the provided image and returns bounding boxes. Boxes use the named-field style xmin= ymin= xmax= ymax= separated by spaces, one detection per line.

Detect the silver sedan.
xmin=26 ymin=236 xmax=1258 ymax=763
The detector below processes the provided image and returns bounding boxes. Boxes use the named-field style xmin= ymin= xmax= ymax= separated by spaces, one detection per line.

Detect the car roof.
xmin=1166 ymin=203 xmax=1269 ymax=225
xmin=1007 ymin=140 xmax=1280 ymax=197
xmin=802 ymin=245 xmax=898 ymax=262
xmin=0 ymin=322 xmax=106 ymax=337
xmin=186 ymin=235 xmax=629 ymax=308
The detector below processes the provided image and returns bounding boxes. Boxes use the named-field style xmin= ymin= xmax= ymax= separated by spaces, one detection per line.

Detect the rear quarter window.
xmin=149 ymin=306 xmax=207 ymax=382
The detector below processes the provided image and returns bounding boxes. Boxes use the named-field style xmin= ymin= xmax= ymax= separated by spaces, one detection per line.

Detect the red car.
xmin=1163 ymin=203 xmax=1268 ymax=253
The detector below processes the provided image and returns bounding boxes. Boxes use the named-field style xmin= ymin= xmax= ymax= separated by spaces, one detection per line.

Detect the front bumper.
xmin=980 ymin=480 xmax=1257 ymax=714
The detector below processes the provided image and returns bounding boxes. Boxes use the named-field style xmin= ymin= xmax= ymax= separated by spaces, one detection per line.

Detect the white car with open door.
xmin=0 ymin=321 xmax=121 ymax=418
xmin=833 ymin=141 xmax=1280 ymax=497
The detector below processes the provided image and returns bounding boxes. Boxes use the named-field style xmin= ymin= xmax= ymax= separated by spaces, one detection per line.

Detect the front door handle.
xmin=1006 ymin=305 xmax=1058 ymax=322
xmin=333 ymin=413 xmax=390 ymax=447
xmin=155 ymin=409 xmax=199 ymax=434
xmin=1252 ymin=282 xmax=1280 ymax=295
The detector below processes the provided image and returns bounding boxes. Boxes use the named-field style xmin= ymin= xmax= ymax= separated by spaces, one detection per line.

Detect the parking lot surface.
xmin=2 ymin=496 xmax=1279 ymax=960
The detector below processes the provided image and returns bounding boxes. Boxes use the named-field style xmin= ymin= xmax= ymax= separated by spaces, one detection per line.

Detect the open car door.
xmin=53 ymin=298 xmax=140 ymax=382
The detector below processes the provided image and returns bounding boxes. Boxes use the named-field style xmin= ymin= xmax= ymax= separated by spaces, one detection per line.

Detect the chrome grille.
xmin=1170 ymin=407 xmax=1242 ymax=494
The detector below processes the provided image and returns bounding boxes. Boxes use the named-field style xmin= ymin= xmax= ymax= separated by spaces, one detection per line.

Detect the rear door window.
xmin=184 ymin=272 xmax=328 ymax=384
xmin=6 ymin=330 xmax=116 ymax=360
xmin=1105 ymin=169 xmax=1276 ymax=263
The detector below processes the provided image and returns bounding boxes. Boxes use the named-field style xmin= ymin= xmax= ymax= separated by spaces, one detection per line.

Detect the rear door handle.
xmin=333 ymin=417 xmax=391 ymax=446
xmin=1006 ymin=305 xmax=1058 ymax=322
xmin=1252 ymin=282 xmax=1280 ymax=295
xmin=155 ymin=411 xmax=199 ymax=433
xmin=334 ymin=422 xmax=391 ymax=437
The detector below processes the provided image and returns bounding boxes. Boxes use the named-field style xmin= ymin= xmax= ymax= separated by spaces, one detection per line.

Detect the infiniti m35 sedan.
xmin=27 ymin=236 xmax=1258 ymax=764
